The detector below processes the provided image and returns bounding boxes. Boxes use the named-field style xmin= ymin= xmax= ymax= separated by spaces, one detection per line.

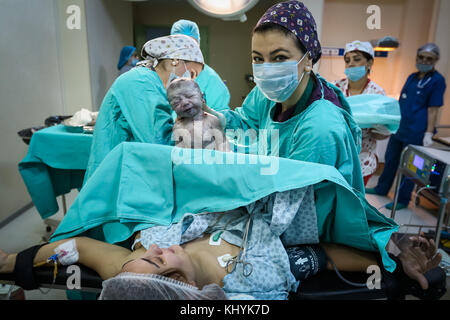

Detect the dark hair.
xmin=253 ymin=22 xmax=308 ymax=56
xmin=166 ymin=78 xmax=203 ymax=102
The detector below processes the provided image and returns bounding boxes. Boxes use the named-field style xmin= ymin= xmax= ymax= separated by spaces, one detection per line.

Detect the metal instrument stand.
xmin=391 ymin=146 xmax=449 ymax=246
xmin=42 ymin=194 xmax=68 ymax=242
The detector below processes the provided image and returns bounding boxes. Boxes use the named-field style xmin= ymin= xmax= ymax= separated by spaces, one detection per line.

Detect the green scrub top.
xmin=225 ymin=74 xmax=364 ymax=193
xmin=84 ymin=67 xmax=174 ymax=182
xmin=196 ymin=64 xmax=231 ymax=112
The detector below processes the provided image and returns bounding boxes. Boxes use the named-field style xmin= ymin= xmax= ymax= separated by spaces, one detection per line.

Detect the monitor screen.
xmin=413 ymin=154 xmax=424 ymax=170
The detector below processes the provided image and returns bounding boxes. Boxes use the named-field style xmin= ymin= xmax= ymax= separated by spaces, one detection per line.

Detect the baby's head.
xmin=167 ymin=78 xmax=204 ymax=119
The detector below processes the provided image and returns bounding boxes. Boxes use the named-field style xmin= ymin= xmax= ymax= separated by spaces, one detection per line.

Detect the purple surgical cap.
xmin=256 ymin=1 xmax=322 ymax=64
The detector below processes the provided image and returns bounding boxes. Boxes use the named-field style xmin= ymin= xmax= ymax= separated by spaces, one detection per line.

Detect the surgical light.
xmin=373 ymin=36 xmax=399 ymax=52
xmin=188 ymin=0 xmax=259 ymax=22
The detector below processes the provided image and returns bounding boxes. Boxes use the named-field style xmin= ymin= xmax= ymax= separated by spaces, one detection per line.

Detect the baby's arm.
xmin=203 ymin=103 xmax=226 ymax=129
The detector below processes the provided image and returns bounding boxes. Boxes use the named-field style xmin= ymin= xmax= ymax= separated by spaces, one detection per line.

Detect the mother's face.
xmin=251 ymin=29 xmax=311 ymax=71
xmin=121 ymin=244 xmax=197 ymax=286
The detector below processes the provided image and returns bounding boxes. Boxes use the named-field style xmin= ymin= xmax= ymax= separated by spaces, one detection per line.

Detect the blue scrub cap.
xmin=117 ymin=46 xmax=136 ymax=70
xmin=171 ymin=19 xmax=201 ymax=43
xmin=417 ymin=43 xmax=440 ymax=59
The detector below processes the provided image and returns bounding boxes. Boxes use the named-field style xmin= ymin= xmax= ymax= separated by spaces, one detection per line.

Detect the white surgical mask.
xmin=167 ymin=61 xmax=191 ymax=88
xmin=252 ymin=52 xmax=309 ymax=103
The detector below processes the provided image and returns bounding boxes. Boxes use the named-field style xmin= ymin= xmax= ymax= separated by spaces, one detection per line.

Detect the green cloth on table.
xmin=18 ymin=125 xmax=92 ymax=219
xmin=50 ymin=142 xmax=398 ymax=272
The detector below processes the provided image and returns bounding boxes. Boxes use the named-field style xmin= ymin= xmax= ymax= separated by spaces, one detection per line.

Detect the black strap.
xmin=377 ymin=253 xmax=406 ymax=300
xmin=378 ymin=253 xmax=447 ymax=300
xmin=14 ymin=243 xmax=47 ymax=290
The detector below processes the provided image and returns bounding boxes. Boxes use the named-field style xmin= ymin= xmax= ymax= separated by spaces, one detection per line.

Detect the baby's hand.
xmin=203 ymin=103 xmax=226 ymax=129
xmin=202 ymin=102 xmax=211 ymax=112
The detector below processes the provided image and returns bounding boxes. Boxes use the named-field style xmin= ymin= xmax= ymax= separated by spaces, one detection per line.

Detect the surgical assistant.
xmin=334 ymin=40 xmax=388 ymax=186
xmin=117 ymin=46 xmax=139 ymax=76
xmin=367 ymin=43 xmax=447 ymax=210
xmin=205 ymin=1 xmax=364 ymax=192
xmin=84 ymin=35 xmax=205 ymax=182
xmin=171 ymin=19 xmax=231 ymax=112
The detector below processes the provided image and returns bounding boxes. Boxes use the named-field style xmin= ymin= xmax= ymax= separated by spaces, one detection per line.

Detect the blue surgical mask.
xmin=167 ymin=61 xmax=191 ymax=88
xmin=344 ymin=66 xmax=367 ymax=82
xmin=252 ymin=52 xmax=309 ymax=103
xmin=131 ymin=58 xmax=139 ymax=67
xmin=416 ymin=63 xmax=433 ymax=73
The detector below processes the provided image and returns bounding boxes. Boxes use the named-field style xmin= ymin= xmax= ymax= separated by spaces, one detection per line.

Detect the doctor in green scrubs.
xmin=84 ymin=34 xmax=205 ymax=182
xmin=205 ymin=1 xmax=364 ymax=193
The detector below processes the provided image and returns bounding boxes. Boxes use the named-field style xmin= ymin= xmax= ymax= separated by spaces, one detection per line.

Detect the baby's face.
xmin=167 ymin=80 xmax=203 ymax=118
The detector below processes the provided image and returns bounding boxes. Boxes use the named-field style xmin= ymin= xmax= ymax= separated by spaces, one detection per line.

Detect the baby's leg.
xmin=0 ymin=237 xmax=136 ymax=280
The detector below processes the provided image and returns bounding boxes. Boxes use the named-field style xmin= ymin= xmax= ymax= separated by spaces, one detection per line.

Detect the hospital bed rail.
xmin=0 ymin=263 xmax=446 ymax=300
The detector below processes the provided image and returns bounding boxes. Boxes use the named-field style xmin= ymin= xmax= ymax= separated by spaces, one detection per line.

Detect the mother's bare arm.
xmin=0 ymin=237 xmax=141 ymax=280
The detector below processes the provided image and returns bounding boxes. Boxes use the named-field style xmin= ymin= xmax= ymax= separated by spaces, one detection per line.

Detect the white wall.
xmin=432 ymin=0 xmax=450 ymax=136
xmin=319 ymin=0 xmax=434 ymax=98
xmin=0 ymin=0 xmax=110 ymax=223
xmin=318 ymin=0 xmax=442 ymax=162
xmin=85 ymin=0 xmax=134 ymax=111
xmin=55 ymin=0 xmax=93 ymax=114
xmin=0 ymin=0 xmax=65 ymax=222
xmin=302 ymin=0 xmax=324 ymax=74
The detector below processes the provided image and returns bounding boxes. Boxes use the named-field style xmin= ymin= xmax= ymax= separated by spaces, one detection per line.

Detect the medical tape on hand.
xmin=54 ymin=239 xmax=79 ymax=265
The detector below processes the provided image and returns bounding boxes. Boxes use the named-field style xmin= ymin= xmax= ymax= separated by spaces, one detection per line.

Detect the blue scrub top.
xmin=395 ymin=70 xmax=446 ymax=144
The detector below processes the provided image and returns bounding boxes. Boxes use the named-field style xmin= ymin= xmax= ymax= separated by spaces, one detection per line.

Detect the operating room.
xmin=0 ymin=0 xmax=449 ymax=303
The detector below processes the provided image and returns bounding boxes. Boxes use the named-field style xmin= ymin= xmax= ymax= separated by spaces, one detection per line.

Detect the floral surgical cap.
xmin=141 ymin=34 xmax=204 ymax=67
xmin=256 ymin=1 xmax=322 ymax=65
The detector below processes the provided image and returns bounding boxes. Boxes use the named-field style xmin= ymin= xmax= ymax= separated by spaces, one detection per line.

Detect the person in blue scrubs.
xmin=367 ymin=43 xmax=447 ymax=210
xmin=170 ymin=19 xmax=231 ymax=112
xmin=117 ymin=46 xmax=139 ymax=76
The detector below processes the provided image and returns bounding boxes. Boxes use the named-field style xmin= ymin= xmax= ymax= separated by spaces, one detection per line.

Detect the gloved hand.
xmin=423 ymin=132 xmax=433 ymax=147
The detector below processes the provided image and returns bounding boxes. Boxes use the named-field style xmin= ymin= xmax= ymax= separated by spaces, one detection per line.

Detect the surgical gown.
xmin=225 ymin=75 xmax=364 ymax=192
xmin=84 ymin=67 xmax=174 ymax=182
xmin=196 ymin=64 xmax=230 ymax=112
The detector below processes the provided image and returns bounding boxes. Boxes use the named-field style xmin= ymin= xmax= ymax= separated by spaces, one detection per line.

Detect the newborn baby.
xmin=167 ymin=78 xmax=230 ymax=152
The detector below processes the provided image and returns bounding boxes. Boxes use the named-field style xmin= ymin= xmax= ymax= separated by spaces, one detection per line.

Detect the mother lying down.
xmin=0 ymin=188 xmax=443 ymax=300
